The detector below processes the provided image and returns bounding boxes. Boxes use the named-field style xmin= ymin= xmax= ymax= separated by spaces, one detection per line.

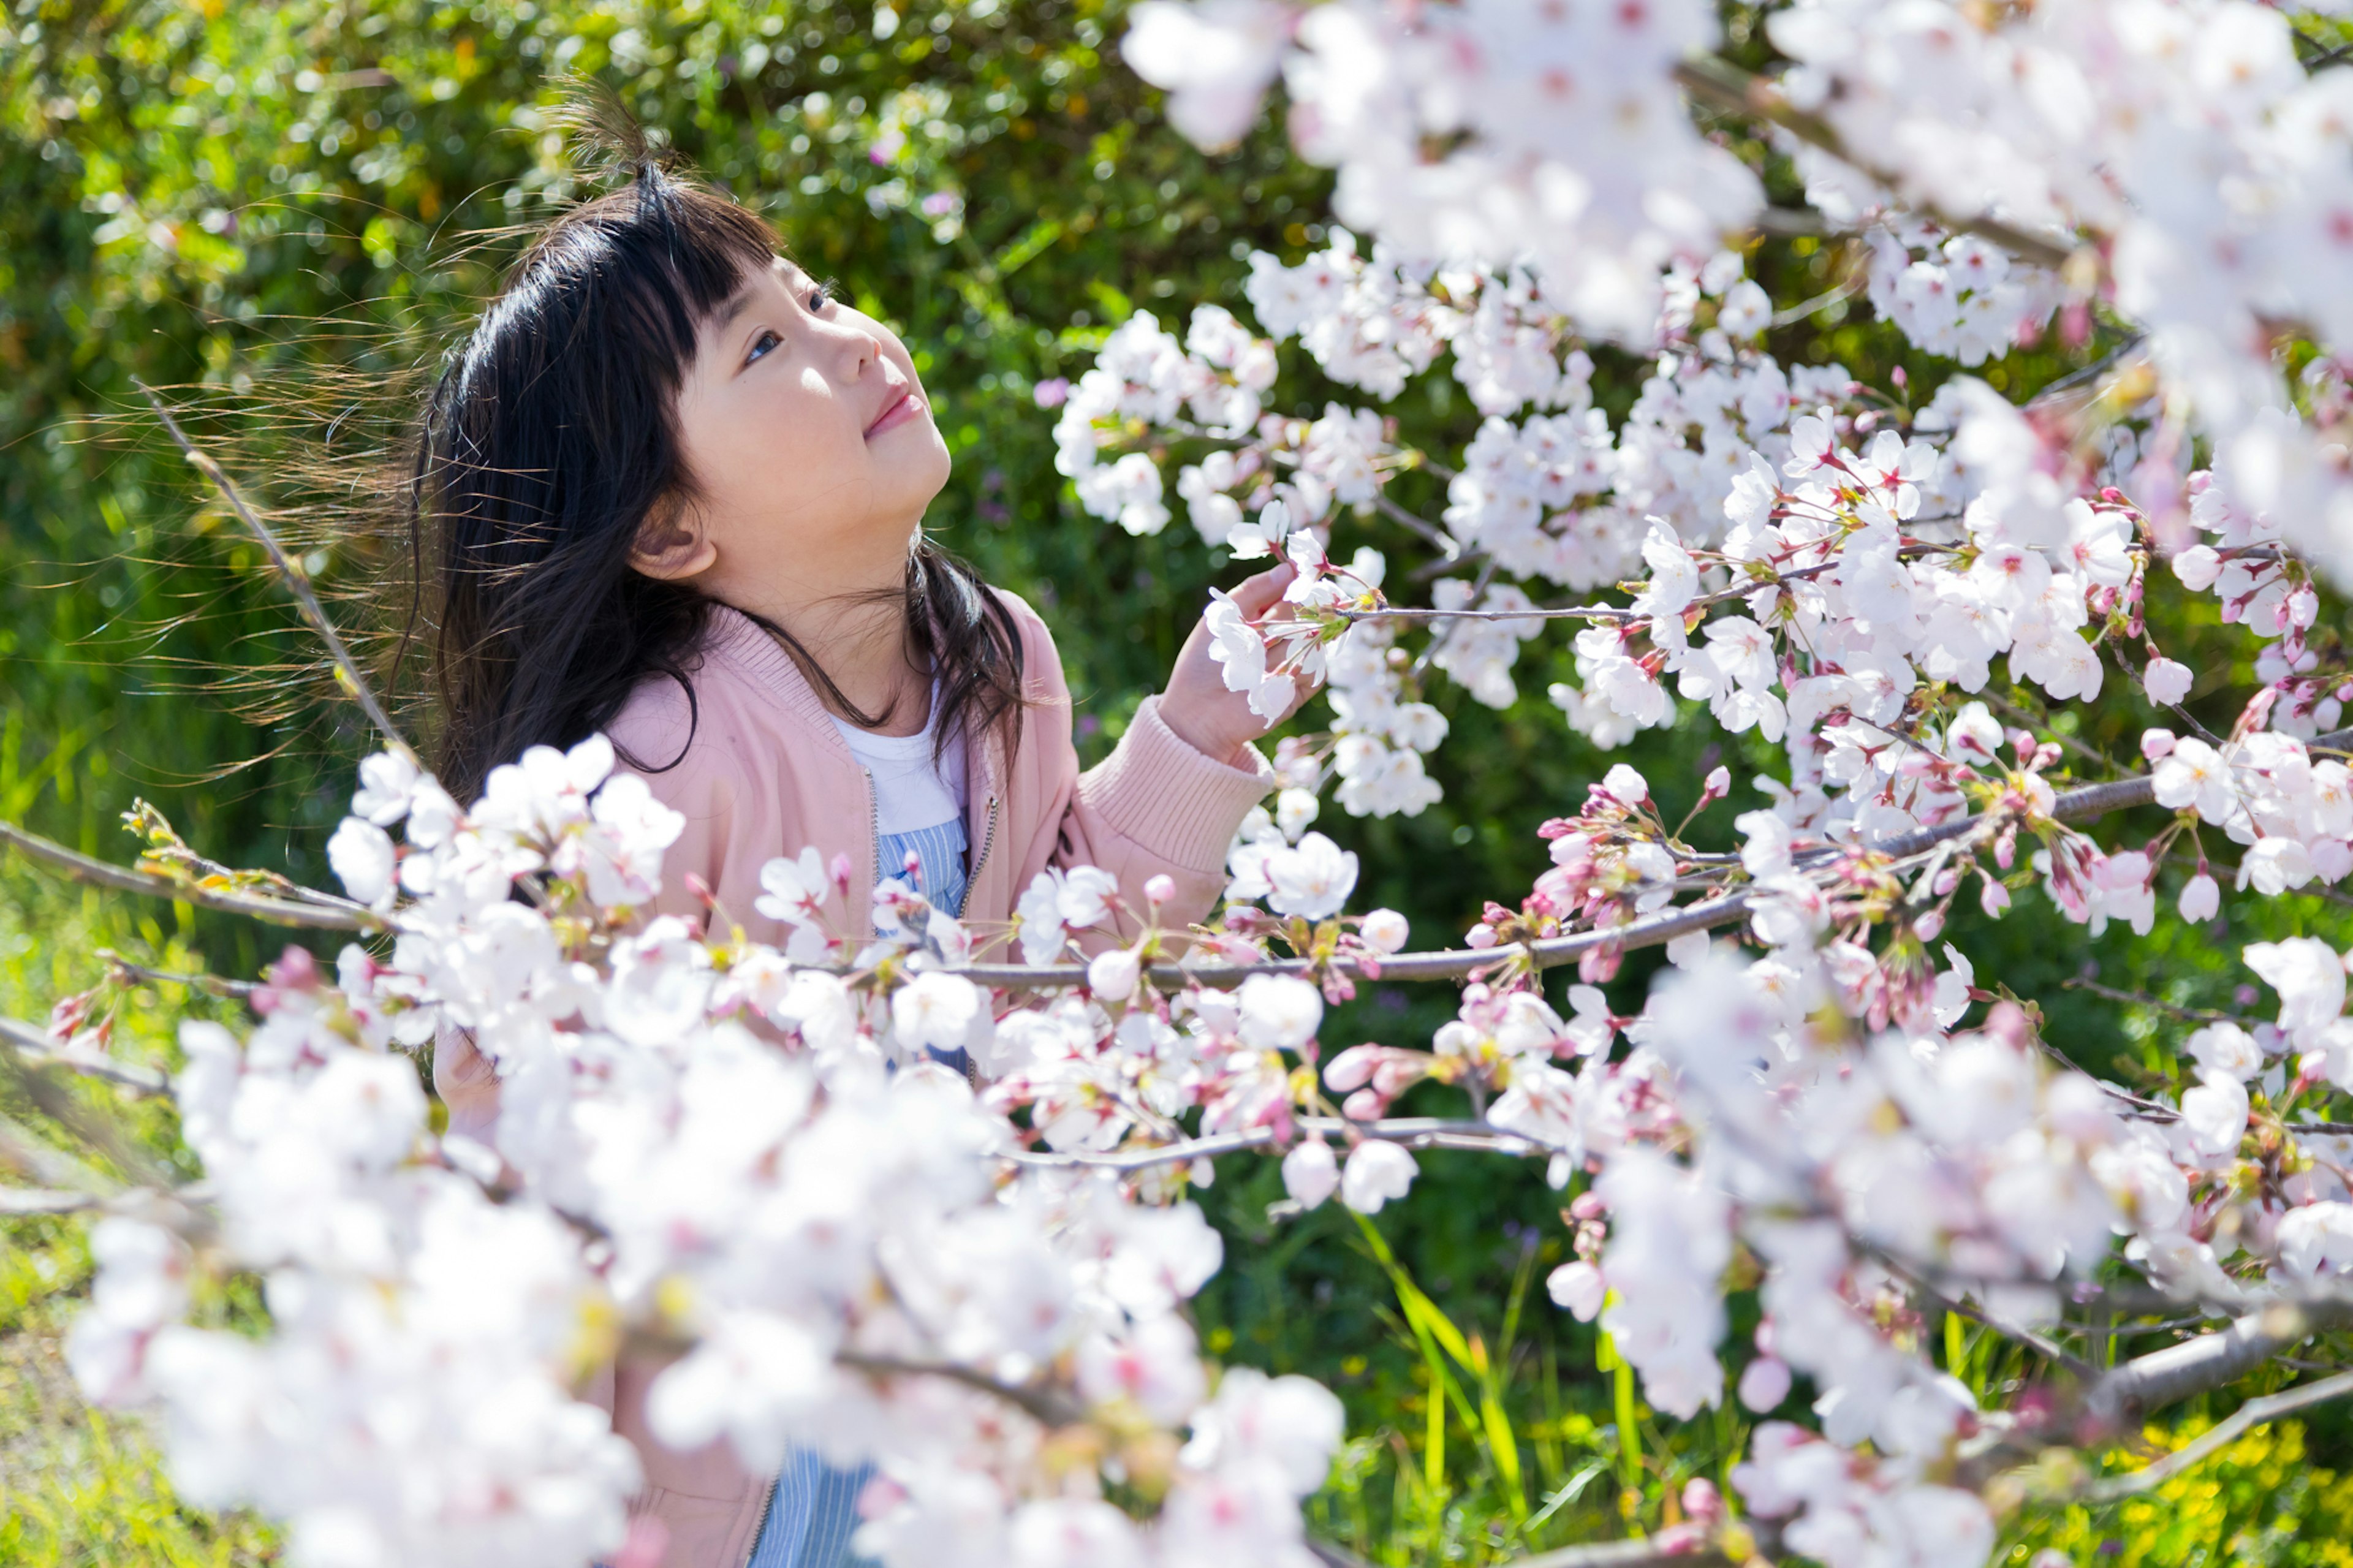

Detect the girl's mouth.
xmin=865 ymin=389 xmax=923 ymax=439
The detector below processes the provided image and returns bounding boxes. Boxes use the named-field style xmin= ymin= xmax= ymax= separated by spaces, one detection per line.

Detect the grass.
xmin=0 ymin=869 xmax=279 ymax=1566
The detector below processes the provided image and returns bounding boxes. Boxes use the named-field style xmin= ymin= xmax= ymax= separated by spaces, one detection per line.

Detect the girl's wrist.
xmin=1156 ymin=697 xmax=1252 ymax=770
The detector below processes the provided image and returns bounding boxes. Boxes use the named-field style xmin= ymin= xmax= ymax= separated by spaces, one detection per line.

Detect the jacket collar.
xmin=697 ymin=599 xmax=1004 ymax=814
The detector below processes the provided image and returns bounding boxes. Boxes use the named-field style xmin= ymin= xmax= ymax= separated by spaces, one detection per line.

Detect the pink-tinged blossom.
xmin=2179 ymin=872 xmax=2221 ymax=922
xmin=1737 ymin=1355 xmax=1792 ymax=1412
xmin=2145 ymin=657 xmax=2195 ymax=706
xmin=1281 ymin=1139 xmax=1339 ymax=1209
xmin=1120 ymin=1 xmax=1291 ymax=151
xmin=1339 ymin=1140 xmax=1417 ymax=1213
xmin=1547 ymin=1260 xmax=1605 ymax=1320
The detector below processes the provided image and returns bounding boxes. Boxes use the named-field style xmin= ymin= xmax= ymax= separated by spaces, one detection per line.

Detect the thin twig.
xmin=2059 ymin=977 xmax=2256 ymax=1029
xmin=0 ymin=819 xmax=381 ymax=932
xmin=0 ymin=1187 xmax=107 ymax=1216
xmin=135 ymin=381 xmax=419 ymax=768
xmin=0 ymin=1025 xmax=177 ymax=1191
xmin=1512 ymin=1540 xmax=1738 ymax=1568
xmin=0 ymin=1110 xmax=115 ymax=1193
xmin=1002 ymin=1115 xmax=1567 ymax=1173
xmin=2086 ymin=1368 xmax=2353 ymax=1500
xmin=834 ymin=1350 xmax=1085 ymax=1428
xmin=0 ymin=1017 xmax=173 ymax=1097
xmin=1769 ymin=275 xmax=1864 ymax=330
xmin=0 ymin=1191 xmax=105 ymax=1214
xmin=1980 ymin=691 xmax=2114 ymax=772
xmin=1373 ymin=493 xmax=1462 ymax=558
xmin=96 ymin=951 xmax=259 ymax=999
xmin=1342 ymin=604 xmax=1618 ymax=624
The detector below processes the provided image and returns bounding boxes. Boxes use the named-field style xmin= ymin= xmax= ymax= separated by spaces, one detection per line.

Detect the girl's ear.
xmin=629 ymin=502 xmax=719 ymax=582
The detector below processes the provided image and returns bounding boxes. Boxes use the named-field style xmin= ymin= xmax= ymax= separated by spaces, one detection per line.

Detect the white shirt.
xmin=829 ymin=691 xmax=968 ymax=833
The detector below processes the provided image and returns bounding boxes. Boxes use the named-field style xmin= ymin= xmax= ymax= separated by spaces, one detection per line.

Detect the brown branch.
xmin=2088 ymin=1299 xmax=2353 ymax=1423
xmin=1514 ymin=1542 xmax=1738 ymax=1568
xmin=0 ymin=819 xmax=381 ymax=932
xmin=1673 ymin=55 xmax=2077 ymax=271
xmin=0 ymin=1187 xmax=106 ymax=1216
xmin=96 ymin=951 xmax=259 ymax=1000
xmin=833 ymin=1350 xmax=1085 ymax=1428
xmin=0 ymin=1017 xmax=172 ymax=1097
xmin=135 ymin=381 xmax=419 ymax=769
xmin=2087 ymin=1367 xmax=2353 ymax=1499
xmin=0 ymin=1020 xmax=178 ymax=1190
xmin=1002 ymin=1115 xmax=1567 ymax=1173
xmin=0 ymin=1110 xmax=114 ymax=1194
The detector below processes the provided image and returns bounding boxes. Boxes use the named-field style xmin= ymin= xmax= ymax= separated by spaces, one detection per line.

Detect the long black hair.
xmin=410 ymin=98 xmax=1023 ymax=806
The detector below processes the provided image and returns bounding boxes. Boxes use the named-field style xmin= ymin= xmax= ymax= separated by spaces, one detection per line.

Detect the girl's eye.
xmin=746 ymin=328 xmax=782 ymax=366
xmin=806 ymin=282 xmax=834 ymax=312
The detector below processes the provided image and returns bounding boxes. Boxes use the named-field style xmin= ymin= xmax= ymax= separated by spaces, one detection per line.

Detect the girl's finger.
xmin=1225 ymin=561 xmax=1298 ymax=617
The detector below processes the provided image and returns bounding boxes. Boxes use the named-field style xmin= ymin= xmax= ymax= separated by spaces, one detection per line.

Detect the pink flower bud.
xmin=1980 ymin=877 xmax=2012 ymax=918
xmin=1464 ymin=925 xmax=1498 ymax=949
xmin=1702 ymin=765 xmax=1730 ymax=801
xmin=1144 ymin=874 xmax=1175 ymax=906
xmin=1340 ymin=1086 xmax=1386 ymax=1122
xmin=2141 ymin=727 xmax=2176 ymax=760
xmin=1680 ymin=1479 xmax=1724 ymax=1524
xmin=1738 ymin=1355 xmax=1792 ymax=1412
xmin=1323 ymin=1043 xmax=1382 ymax=1093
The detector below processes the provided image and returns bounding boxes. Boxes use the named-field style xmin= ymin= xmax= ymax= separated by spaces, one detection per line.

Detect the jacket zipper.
xmin=737 ymin=1471 xmax=780 ymax=1568
xmin=860 ymin=764 xmax=882 ymax=918
xmin=956 ymin=793 xmax=999 ymax=920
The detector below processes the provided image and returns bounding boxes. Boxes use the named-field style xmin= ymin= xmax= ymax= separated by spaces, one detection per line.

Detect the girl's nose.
xmin=816 ymin=312 xmax=880 ymax=379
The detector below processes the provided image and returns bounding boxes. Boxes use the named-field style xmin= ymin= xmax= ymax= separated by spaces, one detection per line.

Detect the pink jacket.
xmin=433 ymin=594 xmax=1274 ymax=1568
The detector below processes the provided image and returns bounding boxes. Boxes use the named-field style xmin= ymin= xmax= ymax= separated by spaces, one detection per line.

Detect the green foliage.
xmin=4 ymin=0 xmax=2351 ymax=1561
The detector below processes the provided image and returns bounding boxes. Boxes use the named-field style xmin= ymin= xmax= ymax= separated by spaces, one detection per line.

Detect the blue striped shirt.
xmin=878 ymin=819 xmax=969 ymax=923
xmin=749 ymin=820 xmax=967 ymax=1568
xmin=748 ymin=1450 xmax=876 ymax=1568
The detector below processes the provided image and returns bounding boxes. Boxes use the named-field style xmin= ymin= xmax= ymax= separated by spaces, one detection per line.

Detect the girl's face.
xmin=652 ymin=254 xmax=949 ymax=598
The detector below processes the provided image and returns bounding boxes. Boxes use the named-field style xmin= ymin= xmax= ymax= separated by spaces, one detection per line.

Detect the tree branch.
xmin=1001 ymin=1115 xmax=1569 ymax=1173
xmin=2086 ymin=1367 xmax=2353 ymax=1500
xmin=1512 ymin=1544 xmax=1735 ymax=1568
xmin=2088 ymin=1299 xmax=2353 ymax=1423
xmin=135 ymin=381 xmax=419 ymax=770
xmin=0 ymin=1017 xmax=173 ymax=1097
xmin=833 ymin=1350 xmax=1085 ymax=1428
xmin=97 ymin=951 xmax=259 ymax=1000
xmin=1673 ymin=55 xmax=2077 ymax=271
xmin=0 ymin=819 xmax=381 ymax=932
xmin=0 ymin=1187 xmax=107 ymax=1216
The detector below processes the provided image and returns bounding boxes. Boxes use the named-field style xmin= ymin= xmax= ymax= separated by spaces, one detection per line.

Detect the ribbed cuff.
xmin=1080 ymin=695 xmax=1278 ymax=874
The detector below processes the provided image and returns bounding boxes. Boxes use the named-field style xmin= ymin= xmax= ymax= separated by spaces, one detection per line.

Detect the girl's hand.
xmin=1158 ymin=562 xmax=1324 ymax=768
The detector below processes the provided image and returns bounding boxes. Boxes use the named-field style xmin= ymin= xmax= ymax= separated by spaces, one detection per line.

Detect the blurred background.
xmin=5 ymin=1 xmax=2351 ymax=1561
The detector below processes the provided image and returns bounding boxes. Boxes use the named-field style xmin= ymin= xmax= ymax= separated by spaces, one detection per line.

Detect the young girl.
xmin=421 ymin=121 xmax=1312 ymax=1568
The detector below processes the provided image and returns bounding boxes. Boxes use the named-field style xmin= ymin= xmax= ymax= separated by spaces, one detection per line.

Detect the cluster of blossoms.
xmin=71 ymin=738 xmax=1348 ymax=1568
